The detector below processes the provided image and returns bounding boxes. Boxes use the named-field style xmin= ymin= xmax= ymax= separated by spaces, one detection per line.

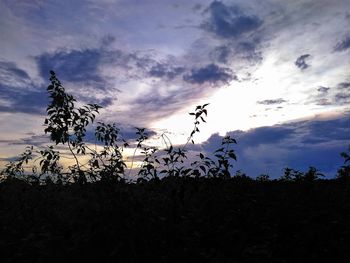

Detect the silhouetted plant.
xmin=336 ymin=146 xmax=350 ymax=182
xmin=280 ymin=167 xmax=303 ymax=181
xmin=280 ymin=166 xmax=324 ymax=182
xmin=0 ymin=71 xmax=239 ymax=183
xmin=340 ymin=146 xmax=350 ymax=163
xmin=135 ymin=128 xmax=160 ymax=180
xmin=0 ymin=146 xmax=33 ymax=178
xmin=303 ymin=166 xmax=324 ymax=182
xmin=256 ymin=174 xmax=270 ymax=182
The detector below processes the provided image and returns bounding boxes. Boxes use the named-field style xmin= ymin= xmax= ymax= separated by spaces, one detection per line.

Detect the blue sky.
xmin=0 ymin=0 xmax=350 ymax=178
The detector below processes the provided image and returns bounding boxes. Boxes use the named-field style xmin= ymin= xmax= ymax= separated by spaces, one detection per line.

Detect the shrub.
xmin=1 ymin=71 xmax=238 ymax=184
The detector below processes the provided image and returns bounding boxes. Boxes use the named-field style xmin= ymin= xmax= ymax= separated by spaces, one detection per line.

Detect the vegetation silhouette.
xmin=1 ymin=71 xmax=238 ymax=184
xmin=1 ymin=71 xmax=350 ymax=262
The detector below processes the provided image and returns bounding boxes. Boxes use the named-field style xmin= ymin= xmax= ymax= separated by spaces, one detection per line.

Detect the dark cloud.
xmin=0 ymin=84 xmax=48 ymax=114
xmin=295 ymin=54 xmax=311 ymax=70
xmin=211 ymin=41 xmax=262 ymax=64
xmin=0 ymin=61 xmax=30 ymax=82
xmin=337 ymin=82 xmax=350 ymax=89
xmin=257 ymin=98 xmax=287 ymax=105
xmin=6 ymin=134 xmax=50 ymax=146
xmin=335 ymin=93 xmax=350 ymax=104
xmin=211 ymin=45 xmax=231 ymax=63
xmin=317 ymin=86 xmax=330 ymax=93
xmin=201 ymin=1 xmax=262 ymax=39
xmin=98 ymin=97 xmax=114 ymax=107
xmin=231 ymin=126 xmax=295 ymax=147
xmin=236 ymin=41 xmax=262 ymax=61
xmin=192 ymin=3 xmax=203 ymax=12
xmin=300 ymin=117 xmax=350 ymax=143
xmin=101 ymin=34 xmax=116 ymax=47
xmin=36 ymin=48 xmax=116 ymax=89
xmin=0 ymin=61 xmax=48 ymax=114
xmin=148 ymin=63 xmax=185 ymax=80
xmin=334 ymin=36 xmax=350 ymax=52
xmin=183 ymin=63 xmax=234 ymax=84
xmin=120 ymin=127 xmax=157 ymax=141
xmin=200 ymin=115 xmax=350 ymax=178
xmin=36 ymin=46 xmax=154 ymax=90
xmin=0 ymin=61 xmax=32 ymax=90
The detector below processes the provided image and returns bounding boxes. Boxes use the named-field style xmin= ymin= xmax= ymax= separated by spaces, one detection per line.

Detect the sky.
xmin=0 ymin=0 xmax=350 ymax=178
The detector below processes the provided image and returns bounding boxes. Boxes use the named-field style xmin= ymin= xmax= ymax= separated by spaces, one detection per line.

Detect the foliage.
xmin=336 ymin=146 xmax=350 ymax=181
xmin=279 ymin=166 xmax=324 ymax=182
xmin=1 ymin=71 xmax=238 ymax=183
xmin=256 ymin=174 xmax=270 ymax=182
xmin=1 ymin=176 xmax=350 ymax=262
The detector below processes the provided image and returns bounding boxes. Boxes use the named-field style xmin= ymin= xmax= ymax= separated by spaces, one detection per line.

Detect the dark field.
xmin=1 ymin=177 xmax=350 ymax=262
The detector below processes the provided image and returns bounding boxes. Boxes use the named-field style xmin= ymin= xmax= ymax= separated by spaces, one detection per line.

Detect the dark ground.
xmin=1 ymin=177 xmax=350 ymax=262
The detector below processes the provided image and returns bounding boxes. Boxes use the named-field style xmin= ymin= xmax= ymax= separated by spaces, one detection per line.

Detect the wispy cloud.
xmin=337 ymin=82 xmax=350 ymax=89
xmin=257 ymin=98 xmax=287 ymax=105
xmin=334 ymin=35 xmax=350 ymax=52
xmin=295 ymin=54 xmax=311 ymax=70
xmin=317 ymin=86 xmax=330 ymax=94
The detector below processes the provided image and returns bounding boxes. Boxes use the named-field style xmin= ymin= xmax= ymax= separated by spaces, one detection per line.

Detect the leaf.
xmin=228 ymin=152 xmax=237 ymax=160
xmin=199 ymin=165 xmax=206 ymax=173
xmin=214 ymin=147 xmax=224 ymax=153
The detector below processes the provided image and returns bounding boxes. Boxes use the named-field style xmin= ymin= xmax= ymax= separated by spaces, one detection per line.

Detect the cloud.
xmin=200 ymin=114 xmax=350 ymax=178
xmin=334 ymin=36 xmax=350 ymax=52
xmin=148 ymin=63 xmax=185 ymax=80
xmin=309 ymin=81 xmax=350 ymax=106
xmin=295 ymin=54 xmax=311 ymax=70
xmin=192 ymin=3 xmax=203 ymax=12
xmin=36 ymin=46 xmax=158 ymax=87
xmin=3 ymin=133 xmax=50 ymax=147
xmin=211 ymin=45 xmax=231 ymax=63
xmin=36 ymin=48 xmax=120 ymax=89
xmin=333 ymin=81 xmax=350 ymax=105
xmin=315 ymin=99 xmax=332 ymax=106
xmin=0 ymin=61 xmax=31 ymax=88
xmin=337 ymin=82 xmax=350 ymax=89
xmin=183 ymin=63 xmax=235 ymax=84
xmin=201 ymin=1 xmax=262 ymax=39
xmin=0 ymin=60 xmax=47 ymax=114
xmin=210 ymin=40 xmax=262 ymax=64
xmin=257 ymin=98 xmax=287 ymax=105
xmin=126 ymin=85 xmax=200 ymax=127
xmin=317 ymin=86 xmax=330 ymax=93
xmin=335 ymin=93 xmax=350 ymax=104
xmin=101 ymin=34 xmax=116 ymax=47
xmin=0 ymin=85 xmax=47 ymax=114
